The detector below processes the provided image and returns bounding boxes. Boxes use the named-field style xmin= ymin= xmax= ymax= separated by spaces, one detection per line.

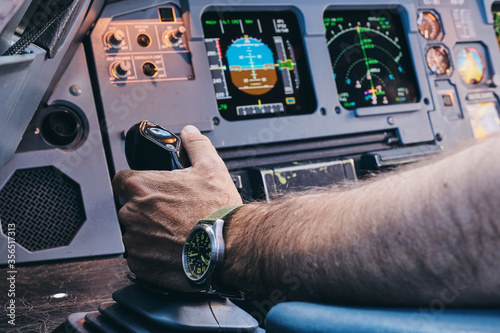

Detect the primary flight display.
xmin=202 ymin=11 xmax=316 ymax=121
xmin=324 ymin=9 xmax=420 ymax=110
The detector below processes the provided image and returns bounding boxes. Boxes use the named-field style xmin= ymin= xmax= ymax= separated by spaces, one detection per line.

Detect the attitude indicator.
xmin=202 ymin=11 xmax=316 ymax=121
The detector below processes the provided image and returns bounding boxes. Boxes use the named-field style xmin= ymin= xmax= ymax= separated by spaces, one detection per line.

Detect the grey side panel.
xmin=0 ymin=0 xmax=94 ymax=168
xmin=0 ymin=45 xmax=124 ymax=264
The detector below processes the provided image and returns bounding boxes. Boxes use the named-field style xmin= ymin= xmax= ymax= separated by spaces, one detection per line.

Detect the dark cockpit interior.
xmin=1 ymin=0 xmax=500 ymax=332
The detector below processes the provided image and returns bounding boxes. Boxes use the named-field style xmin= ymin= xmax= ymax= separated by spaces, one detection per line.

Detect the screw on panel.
xmin=387 ymin=116 xmax=395 ymax=125
xmin=320 ymin=107 xmax=327 ymax=116
xmin=335 ymin=106 xmax=342 ymax=114
xmin=213 ymin=117 xmax=220 ymax=126
xmin=436 ymin=133 xmax=443 ymax=142
xmin=69 ymin=85 xmax=82 ymax=96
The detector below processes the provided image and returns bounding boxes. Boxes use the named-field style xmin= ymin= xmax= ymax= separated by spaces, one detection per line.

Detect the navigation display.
xmin=202 ymin=11 xmax=316 ymax=121
xmin=324 ymin=9 xmax=420 ymax=110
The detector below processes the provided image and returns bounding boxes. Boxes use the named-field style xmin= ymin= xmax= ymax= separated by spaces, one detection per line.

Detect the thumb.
xmin=180 ymin=125 xmax=222 ymax=167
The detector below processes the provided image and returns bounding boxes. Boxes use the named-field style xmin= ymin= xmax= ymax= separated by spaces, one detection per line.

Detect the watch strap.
xmin=198 ymin=204 xmax=244 ymax=225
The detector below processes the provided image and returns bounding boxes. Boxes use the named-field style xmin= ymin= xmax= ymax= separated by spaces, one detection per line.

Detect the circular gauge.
xmin=456 ymin=48 xmax=485 ymax=85
xmin=417 ymin=12 xmax=441 ymax=40
xmin=426 ymin=46 xmax=451 ymax=75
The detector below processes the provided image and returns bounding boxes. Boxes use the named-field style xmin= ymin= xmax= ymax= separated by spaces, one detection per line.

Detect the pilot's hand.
xmin=112 ymin=125 xmax=242 ymax=292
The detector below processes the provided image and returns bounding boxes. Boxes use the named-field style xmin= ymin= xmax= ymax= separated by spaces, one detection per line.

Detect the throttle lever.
xmin=124 ymin=120 xmax=190 ymax=170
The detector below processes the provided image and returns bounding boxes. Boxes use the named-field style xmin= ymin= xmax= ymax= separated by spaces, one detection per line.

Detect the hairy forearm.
xmin=221 ymin=137 xmax=500 ymax=305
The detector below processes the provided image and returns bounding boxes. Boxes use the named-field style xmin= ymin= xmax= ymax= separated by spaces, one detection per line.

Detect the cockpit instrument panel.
xmin=202 ymin=11 xmax=316 ymax=121
xmin=324 ymin=9 xmax=420 ymax=110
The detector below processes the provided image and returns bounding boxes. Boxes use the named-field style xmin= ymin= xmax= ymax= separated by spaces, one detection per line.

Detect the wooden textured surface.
xmin=0 ymin=257 xmax=131 ymax=333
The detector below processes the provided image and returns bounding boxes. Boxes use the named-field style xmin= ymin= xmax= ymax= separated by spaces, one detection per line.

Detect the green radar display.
xmin=324 ymin=10 xmax=420 ymax=110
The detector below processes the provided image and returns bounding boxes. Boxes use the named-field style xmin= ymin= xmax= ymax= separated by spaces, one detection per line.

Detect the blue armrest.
xmin=265 ymin=302 xmax=500 ymax=333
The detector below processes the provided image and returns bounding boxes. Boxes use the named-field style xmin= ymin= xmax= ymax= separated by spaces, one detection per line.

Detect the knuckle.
xmin=143 ymin=193 xmax=167 ymax=210
xmin=117 ymin=205 xmax=131 ymax=224
xmin=122 ymin=174 xmax=147 ymax=196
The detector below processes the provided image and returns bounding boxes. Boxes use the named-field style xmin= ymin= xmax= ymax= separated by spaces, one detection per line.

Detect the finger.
xmin=180 ymin=125 xmax=224 ymax=167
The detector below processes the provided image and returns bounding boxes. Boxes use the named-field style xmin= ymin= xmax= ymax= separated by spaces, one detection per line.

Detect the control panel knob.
xmin=112 ymin=60 xmax=132 ymax=79
xmin=142 ymin=62 xmax=158 ymax=77
xmin=165 ymin=26 xmax=186 ymax=46
xmin=107 ymin=30 xmax=126 ymax=49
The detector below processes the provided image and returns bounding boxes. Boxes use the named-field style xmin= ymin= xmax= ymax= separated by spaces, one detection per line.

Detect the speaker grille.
xmin=0 ymin=167 xmax=86 ymax=251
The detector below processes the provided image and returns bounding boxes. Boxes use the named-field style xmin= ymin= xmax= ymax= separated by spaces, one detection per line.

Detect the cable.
xmin=2 ymin=1 xmax=72 ymax=56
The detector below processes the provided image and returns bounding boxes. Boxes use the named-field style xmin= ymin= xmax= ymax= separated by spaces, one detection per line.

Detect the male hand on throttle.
xmin=112 ymin=125 xmax=242 ymax=292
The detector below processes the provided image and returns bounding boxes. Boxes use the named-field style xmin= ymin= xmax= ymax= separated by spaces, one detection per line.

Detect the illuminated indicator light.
xmin=286 ymin=97 xmax=296 ymax=105
xmin=218 ymin=104 xmax=228 ymax=111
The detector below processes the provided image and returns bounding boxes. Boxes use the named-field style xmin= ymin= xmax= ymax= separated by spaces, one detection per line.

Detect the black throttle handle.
xmin=124 ymin=120 xmax=190 ymax=170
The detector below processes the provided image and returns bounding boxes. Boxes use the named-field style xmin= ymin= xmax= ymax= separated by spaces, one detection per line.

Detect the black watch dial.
xmin=184 ymin=228 xmax=213 ymax=280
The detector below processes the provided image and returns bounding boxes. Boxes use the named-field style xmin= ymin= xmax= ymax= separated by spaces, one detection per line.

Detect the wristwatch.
xmin=182 ymin=204 xmax=245 ymax=298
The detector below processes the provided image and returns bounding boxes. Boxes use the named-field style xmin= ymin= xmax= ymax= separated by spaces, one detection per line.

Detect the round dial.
xmin=184 ymin=228 xmax=212 ymax=280
xmin=417 ymin=12 xmax=441 ymax=40
xmin=457 ymin=48 xmax=485 ymax=85
xmin=426 ymin=46 xmax=451 ymax=75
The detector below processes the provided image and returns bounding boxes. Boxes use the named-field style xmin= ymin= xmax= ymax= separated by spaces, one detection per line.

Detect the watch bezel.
xmin=182 ymin=219 xmax=225 ymax=286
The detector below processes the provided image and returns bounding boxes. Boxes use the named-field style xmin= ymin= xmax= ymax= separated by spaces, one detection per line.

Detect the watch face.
xmin=183 ymin=227 xmax=213 ymax=281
